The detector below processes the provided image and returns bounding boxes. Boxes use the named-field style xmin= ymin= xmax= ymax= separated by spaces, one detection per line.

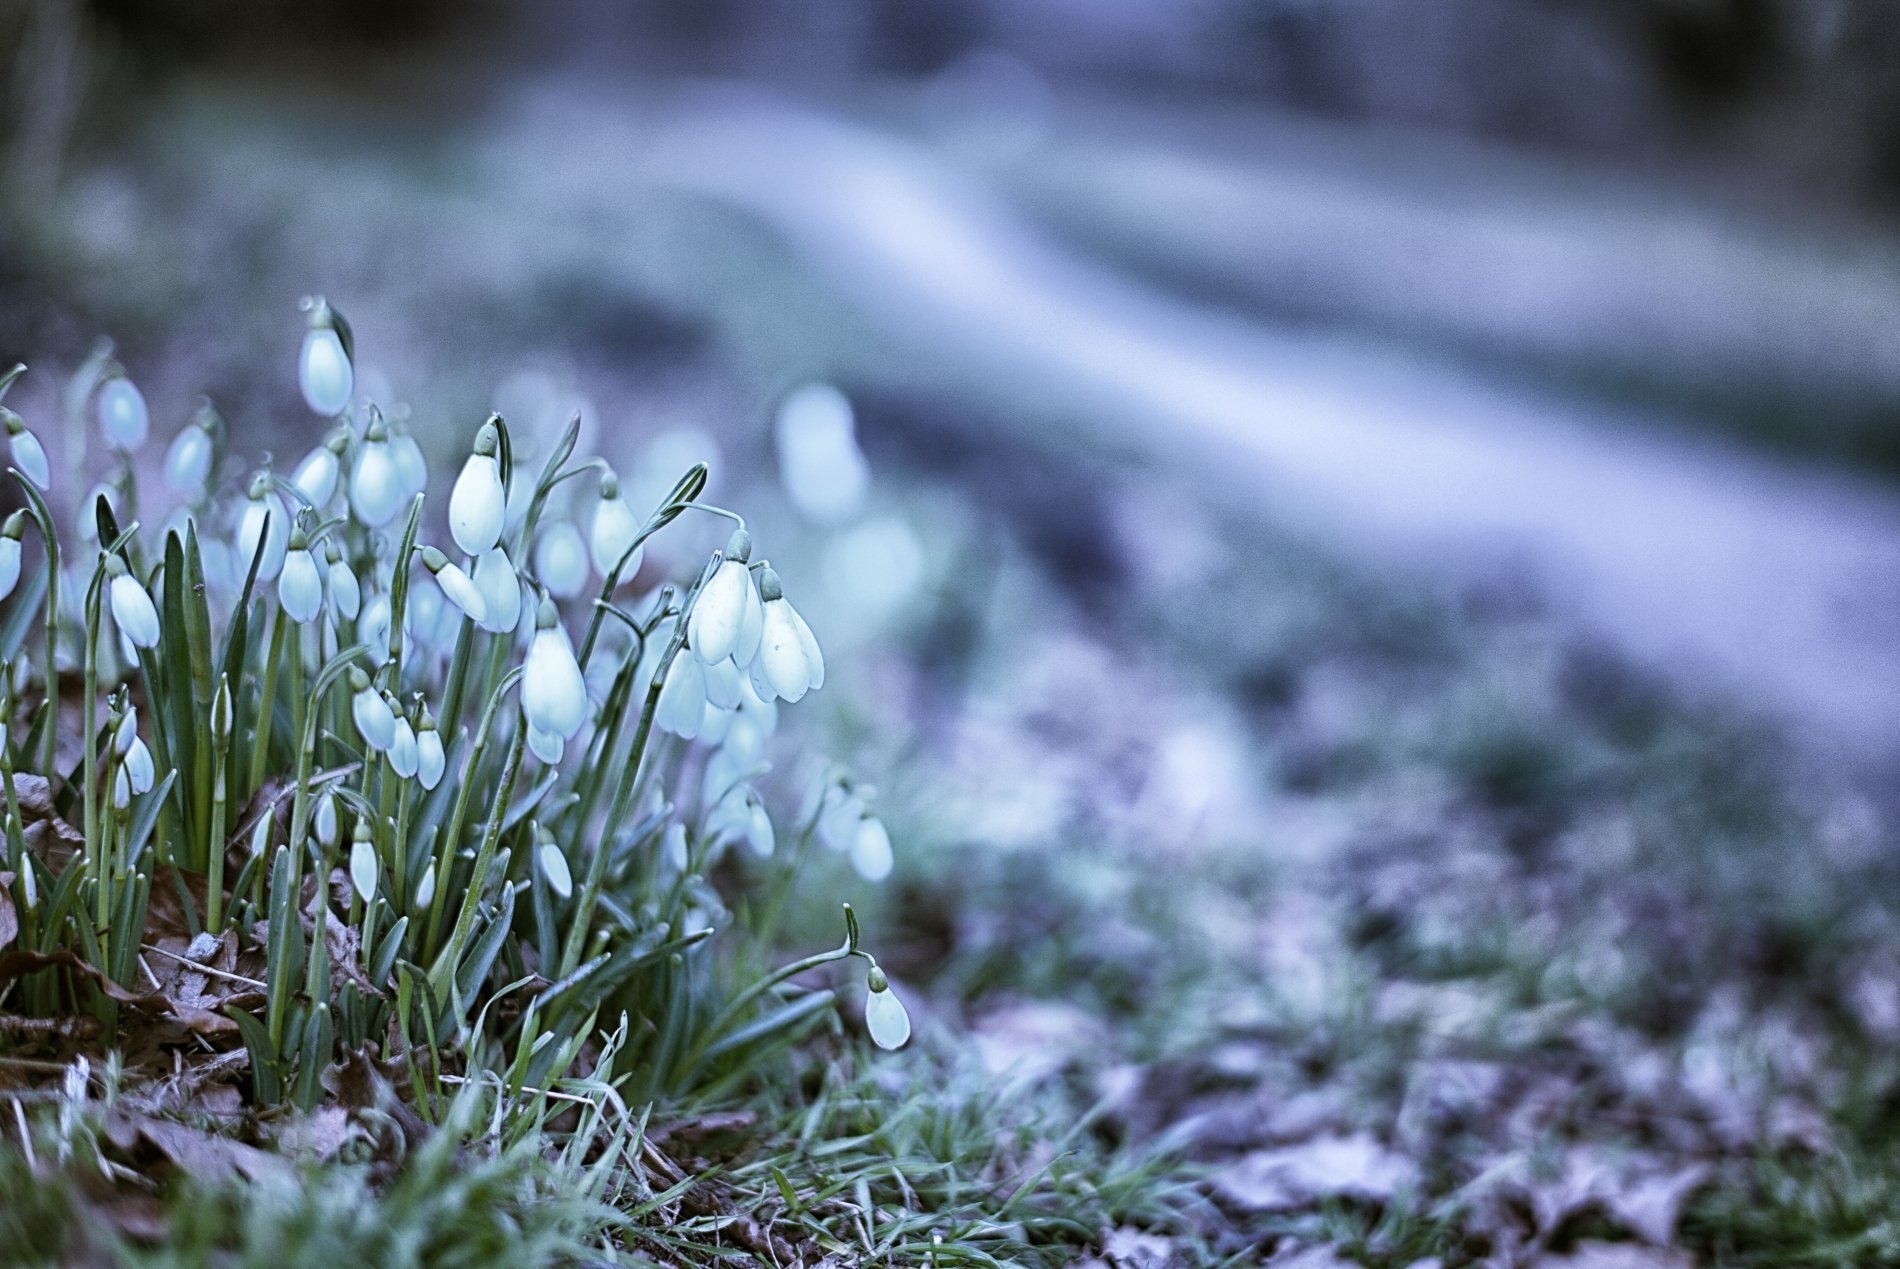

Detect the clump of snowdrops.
xmin=0 ymin=298 xmax=910 ymax=1118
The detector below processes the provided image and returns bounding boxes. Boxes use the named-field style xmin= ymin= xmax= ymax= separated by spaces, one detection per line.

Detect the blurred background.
xmin=9 ymin=3 xmax=1900 ymax=1256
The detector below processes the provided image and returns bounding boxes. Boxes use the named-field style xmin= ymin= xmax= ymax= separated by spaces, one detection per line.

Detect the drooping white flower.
xmin=448 ymin=418 xmax=506 ymax=556
xmin=589 ymin=469 xmax=642 ymax=581
xmin=4 ymin=409 xmax=49 ymax=489
xmin=656 ymin=651 xmax=706 ymax=739
xmin=533 ymin=521 xmax=589 ymax=599
xmin=850 ymin=814 xmax=894 ymax=882
xmin=350 ymin=668 xmax=395 ymax=752
xmin=391 ymin=430 xmax=428 ymax=504
xmin=706 ymin=788 xmax=776 ymax=860
xmin=414 ymin=859 xmax=437 ymax=910
xmin=97 ymin=373 xmax=149 ymax=450
xmin=325 ymin=541 xmax=360 ymax=621
xmin=702 ymin=656 xmax=743 ymax=710
xmin=776 ymin=382 xmax=869 ymax=525
xmin=471 ymin=547 xmax=521 ymax=635
xmin=522 ymin=596 xmax=588 ymax=739
xmin=389 ymin=708 xmax=420 ymax=778
xmin=416 ymin=711 xmax=446 ymax=789
xmin=349 ymin=836 xmax=378 ymax=904
xmin=106 ymin=556 xmax=160 ymax=649
xmin=0 ymin=511 xmax=24 ymax=602
xmin=237 ymin=473 xmax=290 ymax=582
xmin=298 ymin=297 xmax=355 ymax=418
xmin=360 ymin=592 xmax=393 ymax=666
xmin=277 ymin=528 xmax=324 ymax=623
xmin=118 ymin=630 xmax=140 ymax=670
xmin=689 ymin=530 xmax=761 ymax=666
xmin=113 ymin=706 xmax=138 ymax=756
xmin=755 ymin=568 xmax=823 ymax=703
xmin=350 ymin=412 xmax=405 ymax=529
xmin=164 ymin=402 xmax=218 ymax=496
xmin=418 ymin=547 xmax=486 ymax=626
xmin=863 ymin=968 xmax=910 ymax=1050
xmin=537 ymin=840 xmax=573 ymax=900
xmin=112 ymin=765 xmax=131 ymax=811
xmin=314 ymin=790 xmax=339 ymax=850
xmin=816 ymin=781 xmax=865 ymax=855
xmin=526 ymin=723 xmax=565 ymax=765
xmin=291 ymin=430 xmax=346 ymax=508
xmin=249 ymin=809 xmax=273 ymax=858
xmin=124 ymin=734 xmax=155 ymax=796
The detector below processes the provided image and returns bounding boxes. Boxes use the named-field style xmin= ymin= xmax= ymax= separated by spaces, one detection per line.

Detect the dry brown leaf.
xmin=0 ymin=870 xmax=16 ymax=952
xmin=1213 ymin=1133 xmax=1417 ymax=1211
xmin=0 ymin=948 xmax=245 ymax=1035
xmin=104 ymin=1107 xmax=295 ymax=1186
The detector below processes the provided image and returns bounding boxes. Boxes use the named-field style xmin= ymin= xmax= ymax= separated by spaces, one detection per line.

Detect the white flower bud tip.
xmin=389 ymin=713 xmax=420 ymax=778
xmin=349 ymin=837 xmax=378 ymax=904
xmin=533 ymin=522 xmax=590 ymax=599
xmin=522 ymin=604 xmax=587 ymax=739
xmin=471 ymin=547 xmax=522 ymax=635
xmin=98 ymin=375 xmax=149 ymax=450
xmin=4 ymin=410 xmax=49 ymax=489
xmin=448 ymin=420 xmax=506 ymax=555
xmin=107 ymin=561 xmax=161 ymax=649
xmin=537 ymin=841 xmax=573 ymax=900
xmin=298 ymin=298 xmax=355 ymax=418
xmin=278 ymin=540 xmax=324 ymax=623
xmin=417 ymin=720 xmax=446 ymax=790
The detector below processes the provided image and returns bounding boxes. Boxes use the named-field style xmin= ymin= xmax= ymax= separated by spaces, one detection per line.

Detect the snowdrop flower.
xmin=106 ymin=555 xmax=160 ymax=649
xmin=416 ymin=710 xmax=445 ymax=789
xmin=164 ymin=401 xmax=219 ymax=496
xmin=360 ymin=592 xmax=393 ymax=665
xmin=97 ymin=372 xmax=149 ymax=450
xmin=420 ymin=546 xmax=487 ymax=625
xmin=112 ymin=765 xmax=131 ymax=811
xmin=414 ymin=859 xmax=437 ymax=910
xmin=471 ymin=547 xmax=521 ymax=635
xmin=298 ymin=297 xmax=355 ymax=418
xmin=349 ymin=833 xmax=378 ymax=904
xmin=292 ymin=429 xmax=347 ymax=508
xmin=248 ymin=810 xmax=273 ymax=859
xmin=589 ymin=469 xmax=642 ymax=581
xmin=388 ymin=703 xmax=420 ymax=778
xmin=350 ymin=411 xmax=405 ymax=529
xmin=702 ymin=656 xmax=743 ymax=710
xmin=815 ymin=780 xmax=865 ymax=855
xmin=314 ymin=790 xmax=339 ymax=850
xmin=277 ymin=527 xmax=324 ymax=623
xmin=754 ymin=568 xmax=823 ymax=702
xmin=533 ymin=521 xmax=589 ymax=599
xmin=776 ymin=383 xmax=869 ymax=525
xmin=656 ymin=651 xmax=707 ymax=739
xmin=4 ymin=409 xmax=49 ymax=489
xmin=689 ymin=529 xmax=762 ymax=666
xmin=864 ymin=967 xmax=911 ymax=1049
xmin=391 ymin=428 xmax=428 ymax=505
xmin=526 ymin=723 xmax=565 ymax=765
xmin=77 ymin=483 xmax=115 ymax=546
xmin=350 ymin=667 xmax=395 ymax=752
xmin=448 ymin=417 xmax=506 ymax=555
xmin=120 ymin=727 xmax=156 ymax=798
xmin=522 ymin=595 xmax=587 ymax=739
xmin=118 ymin=630 xmax=141 ymax=671
xmin=0 ymin=512 xmax=23 ymax=602
xmin=325 ymin=541 xmax=360 ymax=621
xmin=850 ymin=814 xmax=895 ymax=882
xmin=537 ymin=839 xmax=573 ymax=900
xmin=19 ymin=854 xmax=35 ymax=909
xmin=237 ymin=473 xmax=290 ymax=582
xmin=709 ymin=788 xmax=776 ymax=860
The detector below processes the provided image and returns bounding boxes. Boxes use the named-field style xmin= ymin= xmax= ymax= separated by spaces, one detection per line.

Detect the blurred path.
xmin=614 ymin=89 xmax=1900 ymax=755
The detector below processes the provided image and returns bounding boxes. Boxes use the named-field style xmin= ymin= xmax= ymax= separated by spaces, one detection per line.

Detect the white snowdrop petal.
xmin=787 ymin=602 xmax=824 ymax=691
xmin=656 ymin=654 xmax=706 ymax=739
xmin=471 ymin=548 xmax=521 ymax=635
xmin=292 ymin=446 xmax=340 ymax=507
xmin=449 ymin=453 xmax=505 ymax=556
xmin=702 ymin=657 xmax=742 ymax=710
xmin=415 ymin=861 xmax=437 ymax=910
xmin=237 ymin=495 xmax=290 ymax=582
xmin=744 ymin=800 xmax=776 ymax=859
xmin=526 ymin=723 xmax=565 ymax=765
xmin=352 ymin=687 xmax=396 ymax=752
xmin=165 ymin=427 xmax=213 ymax=494
xmin=389 ymin=718 xmax=420 ymax=778
xmin=758 ymin=601 xmax=811 ymax=702
xmin=850 ymin=816 xmax=894 ymax=882
xmin=351 ymin=440 xmax=405 ymax=528
xmin=0 ymin=538 xmax=20 ymax=602
xmin=538 ymin=842 xmax=573 ymax=900
xmin=99 ymin=378 xmax=149 ymax=449
xmin=392 ymin=434 xmax=428 ymax=502
xmin=865 ymin=987 xmax=911 ymax=1050
xmin=734 ymin=573 xmax=764 ymax=665
xmin=533 ymin=523 xmax=589 ymax=599
xmin=109 ymin=573 xmax=161 ymax=648
xmin=112 ymin=766 xmax=131 ymax=810
xmin=589 ymin=496 xmax=642 ymax=579
xmin=435 ymin=564 xmax=488 ymax=624
xmin=522 ymin=628 xmax=588 ymax=738
xmin=10 ymin=430 xmax=49 ymax=489
xmin=300 ymin=328 xmax=354 ymax=417
xmin=349 ymin=838 xmax=379 ymax=904
xmin=689 ymin=560 xmax=753 ymax=665
xmin=278 ymin=548 xmax=324 ymax=623
xmin=327 ymin=559 xmax=361 ymax=620
xmin=126 ymin=738 xmax=155 ymax=795
xmin=315 ymin=793 xmax=339 ymax=849
xmin=417 ymin=729 xmax=446 ymax=789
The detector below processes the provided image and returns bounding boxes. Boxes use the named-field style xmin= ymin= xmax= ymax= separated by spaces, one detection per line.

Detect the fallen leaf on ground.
xmin=1535 ymin=1242 xmax=1694 ymax=1269
xmin=1213 ymin=1133 xmax=1418 ymax=1211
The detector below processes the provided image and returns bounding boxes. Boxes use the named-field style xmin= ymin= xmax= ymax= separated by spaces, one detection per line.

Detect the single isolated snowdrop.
xmin=522 ymin=596 xmax=588 ymax=740
xmin=349 ymin=667 xmax=395 ymax=753
xmin=97 ymin=371 xmax=149 ymax=450
xmin=298 ymin=296 xmax=355 ymax=418
xmin=105 ymin=555 xmax=160 ymax=649
xmin=589 ymin=468 xmax=642 ymax=581
xmin=0 ymin=511 xmax=23 ymax=602
xmin=3 ymin=409 xmax=49 ymax=489
xmin=164 ymin=401 xmax=219 ymax=497
xmin=420 ymin=546 xmax=488 ymax=626
xmin=292 ymin=429 xmax=347 ymax=509
xmin=863 ymin=966 xmax=911 ymax=1050
xmin=237 ymin=472 xmax=290 ymax=581
xmin=776 ymin=382 xmax=869 ymax=525
xmin=689 ymin=528 xmax=762 ymax=666
xmin=448 ymin=417 xmax=506 ymax=555
xmin=277 ymin=527 xmax=324 ymax=623
xmin=416 ymin=709 xmax=445 ymax=789
xmin=533 ymin=521 xmax=589 ymax=599
xmin=350 ymin=410 xmax=406 ymax=529
xmin=471 ymin=547 xmax=522 ymax=635
xmin=753 ymin=567 xmax=824 ymax=703
xmin=325 ymin=540 xmax=360 ymax=621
